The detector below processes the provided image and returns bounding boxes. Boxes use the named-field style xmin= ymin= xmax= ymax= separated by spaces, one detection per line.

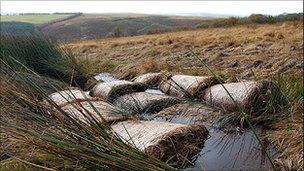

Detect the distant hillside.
xmin=3 ymin=13 xmax=302 ymax=43
xmin=175 ymin=13 xmax=234 ymax=18
xmin=40 ymin=14 xmax=209 ymax=42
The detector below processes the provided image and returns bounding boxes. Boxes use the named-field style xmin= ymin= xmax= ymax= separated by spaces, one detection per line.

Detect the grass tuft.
xmin=1 ymin=31 xmax=89 ymax=89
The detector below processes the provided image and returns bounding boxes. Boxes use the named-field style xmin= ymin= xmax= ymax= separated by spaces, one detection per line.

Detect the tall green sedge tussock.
xmin=267 ymin=73 xmax=303 ymax=170
xmin=0 ymin=30 xmax=89 ymax=89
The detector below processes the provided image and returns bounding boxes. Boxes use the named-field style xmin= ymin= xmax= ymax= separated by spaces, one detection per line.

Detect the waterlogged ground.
xmin=190 ymin=128 xmax=277 ymax=170
xmin=154 ymin=115 xmax=278 ymax=170
xmin=96 ymin=73 xmax=279 ymax=170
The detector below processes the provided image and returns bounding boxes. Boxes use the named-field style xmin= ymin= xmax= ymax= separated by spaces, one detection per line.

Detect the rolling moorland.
xmin=1 ymin=13 xmax=215 ymax=42
xmin=40 ymin=14 xmax=211 ymax=42
xmin=64 ymin=21 xmax=303 ymax=79
xmin=2 ymin=12 xmax=302 ymax=42
xmin=0 ymin=13 xmax=303 ymax=170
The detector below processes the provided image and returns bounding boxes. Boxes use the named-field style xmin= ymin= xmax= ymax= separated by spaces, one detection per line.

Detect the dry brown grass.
xmin=0 ymin=137 xmax=71 ymax=171
xmin=63 ymin=21 xmax=303 ymax=79
xmin=269 ymin=99 xmax=303 ymax=170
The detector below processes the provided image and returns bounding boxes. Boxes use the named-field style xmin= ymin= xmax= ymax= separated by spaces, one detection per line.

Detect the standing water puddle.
xmin=154 ymin=116 xmax=278 ymax=170
xmin=95 ymin=73 xmax=279 ymax=170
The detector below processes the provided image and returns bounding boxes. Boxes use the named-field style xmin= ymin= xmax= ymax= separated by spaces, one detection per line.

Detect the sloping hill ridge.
xmin=40 ymin=14 xmax=208 ymax=42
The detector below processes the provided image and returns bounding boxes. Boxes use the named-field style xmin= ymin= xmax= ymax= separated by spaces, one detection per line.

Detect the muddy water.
xmin=94 ymin=73 xmax=279 ymax=170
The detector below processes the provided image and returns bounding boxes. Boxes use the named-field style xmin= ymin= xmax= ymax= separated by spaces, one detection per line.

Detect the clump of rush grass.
xmin=0 ymin=59 xmax=176 ymax=171
xmin=267 ymin=73 xmax=303 ymax=170
xmin=0 ymin=31 xmax=89 ymax=89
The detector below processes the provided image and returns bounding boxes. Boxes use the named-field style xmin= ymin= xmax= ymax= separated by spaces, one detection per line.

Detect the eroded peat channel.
xmin=89 ymin=72 xmax=280 ymax=170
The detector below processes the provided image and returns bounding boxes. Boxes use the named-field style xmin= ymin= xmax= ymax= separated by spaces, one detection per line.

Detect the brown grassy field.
xmin=64 ymin=21 xmax=303 ymax=80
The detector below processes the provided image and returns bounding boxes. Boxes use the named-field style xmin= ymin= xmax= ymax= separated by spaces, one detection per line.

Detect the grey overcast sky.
xmin=1 ymin=1 xmax=303 ymax=16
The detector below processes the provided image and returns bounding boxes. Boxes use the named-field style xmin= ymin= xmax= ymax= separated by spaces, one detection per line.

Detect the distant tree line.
xmin=53 ymin=12 xmax=82 ymax=15
xmin=146 ymin=27 xmax=192 ymax=35
xmin=106 ymin=27 xmax=124 ymax=38
xmin=196 ymin=13 xmax=303 ymax=28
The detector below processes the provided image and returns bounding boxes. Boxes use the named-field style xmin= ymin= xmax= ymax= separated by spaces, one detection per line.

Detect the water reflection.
xmin=154 ymin=115 xmax=278 ymax=171
xmin=189 ymin=129 xmax=277 ymax=170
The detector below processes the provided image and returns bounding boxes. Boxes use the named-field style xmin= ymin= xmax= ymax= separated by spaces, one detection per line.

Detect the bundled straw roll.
xmin=159 ymin=75 xmax=218 ymax=98
xmin=203 ymin=80 xmax=280 ymax=114
xmin=133 ymin=72 xmax=164 ymax=87
xmin=47 ymin=89 xmax=92 ymax=107
xmin=112 ymin=120 xmax=208 ymax=165
xmin=61 ymin=101 xmax=127 ymax=124
xmin=83 ymin=77 xmax=99 ymax=91
xmin=113 ymin=92 xmax=181 ymax=114
xmin=89 ymin=80 xmax=148 ymax=101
